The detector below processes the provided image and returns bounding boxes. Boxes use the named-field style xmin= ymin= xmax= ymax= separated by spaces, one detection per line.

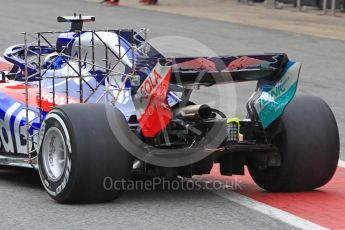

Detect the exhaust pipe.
xmin=175 ymin=104 xmax=212 ymax=119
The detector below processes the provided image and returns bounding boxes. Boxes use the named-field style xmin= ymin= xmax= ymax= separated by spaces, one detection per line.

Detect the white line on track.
xmin=190 ymin=177 xmax=328 ymax=230
xmin=338 ymin=160 xmax=345 ymax=168
xmin=212 ymin=189 xmax=328 ymax=230
xmin=203 ymin=159 xmax=345 ymax=230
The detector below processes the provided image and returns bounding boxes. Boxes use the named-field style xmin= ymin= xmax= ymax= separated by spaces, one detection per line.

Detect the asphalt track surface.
xmin=0 ymin=0 xmax=344 ymax=229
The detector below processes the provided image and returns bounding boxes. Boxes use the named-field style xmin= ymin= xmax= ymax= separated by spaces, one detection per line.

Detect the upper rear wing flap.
xmin=135 ymin=53 xmax=289 ymax=87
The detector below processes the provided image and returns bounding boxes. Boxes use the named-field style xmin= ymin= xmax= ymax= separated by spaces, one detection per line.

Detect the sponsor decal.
xmin=0 ymin=83 xmax=79 ymax=154
xmin=133 ymin=63 xmax=172 ymax=137
xmin=39 ymin=91 xmax=78 ymax=111
xmin=0 ymin=102 xmax=38 ymax=154
xmin=257 ymin=76 xmax=290 ymax=109
xmin=228 ymin=56 xmax=271 ymax=70
xmin=175 ymin=58 xmax=217 ymax=71
xmin=254 ymin=62 xmax=301 ymax=128
xmin=56 ymin=158 xmax=71 ymax=195
xmin=0 ymin=83 xmax=79 ymax=112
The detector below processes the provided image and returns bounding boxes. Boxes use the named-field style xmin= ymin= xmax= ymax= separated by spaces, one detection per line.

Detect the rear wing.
xmin=135 ymin=54 xmax=288 ymax=86
xmin=134 ymin=53 xmax=301 ymax=131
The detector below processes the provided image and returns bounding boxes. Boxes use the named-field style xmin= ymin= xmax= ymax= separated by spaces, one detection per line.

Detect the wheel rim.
xmin=42 ymin=127 xmax=67 ymax=182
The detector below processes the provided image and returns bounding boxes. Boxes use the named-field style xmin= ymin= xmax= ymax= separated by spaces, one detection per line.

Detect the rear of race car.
xmin=28 ymin=45 xmax=341 ymax=202
xmin=126 ymin=53 xmax=338 ymax=193
xmin=0 ymin=16 xmax=338 ymax=203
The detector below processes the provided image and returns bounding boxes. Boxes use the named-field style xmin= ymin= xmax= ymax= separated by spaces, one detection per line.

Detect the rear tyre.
xmin=38 ymin=104 xmax=133 ymax=203
xmin=248 ymin=95 xmax=339 ymax=192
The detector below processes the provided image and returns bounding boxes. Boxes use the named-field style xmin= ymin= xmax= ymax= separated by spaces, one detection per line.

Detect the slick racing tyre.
xmin=38 ymin=104 xmax=133 ymax=203
xmin=248 ymin=95 xmax=339 ymax=192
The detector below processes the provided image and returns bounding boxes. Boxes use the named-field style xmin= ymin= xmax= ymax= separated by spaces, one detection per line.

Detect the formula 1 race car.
xmin=0 ymin=15 xmax=339 ymax=203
